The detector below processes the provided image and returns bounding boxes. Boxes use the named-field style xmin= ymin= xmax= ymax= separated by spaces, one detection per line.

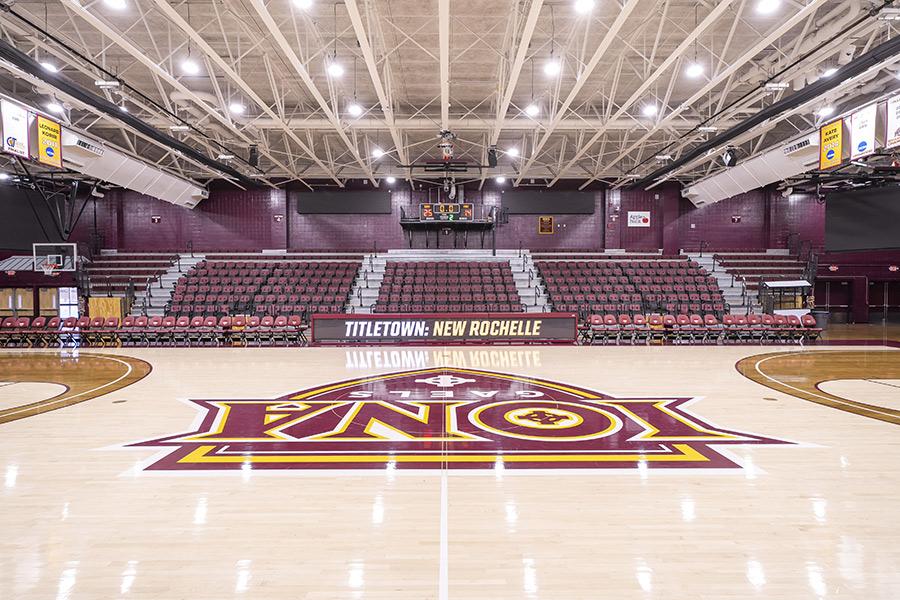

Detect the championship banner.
xmin=627 ymin=211 xmax=651 ymax=227
xmin=311 ymin=313 xmax=578 ymax=344
xmin=850 ymin=104 xmax=879 ymax=160
xmin=886 ymin=95 xmax=900 ymax=149
xmin=819 ymin=119 xmax=844 ymax=170
xmin=1 ymin=100 xmax=29 ymax=158
xmin=36 ymin=115 xmax=62 ymax=168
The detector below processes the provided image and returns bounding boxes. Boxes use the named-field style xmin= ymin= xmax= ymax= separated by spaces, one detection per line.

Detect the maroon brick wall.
xmin=70 ymin=184 xmax=830 ymax=254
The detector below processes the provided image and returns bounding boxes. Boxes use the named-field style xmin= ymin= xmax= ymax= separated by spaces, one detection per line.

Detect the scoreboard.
xmin=419 ymin=203 xmax=474 ymax=222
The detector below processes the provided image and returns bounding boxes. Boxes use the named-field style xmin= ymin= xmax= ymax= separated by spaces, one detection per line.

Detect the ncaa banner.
xmin=819 ymin=119 xmax=844 ymax=169
xmin=850 ymin=103 xmax=879 ymax=160
xmin=886 ymin=95 xmax=900 ymax=149
xmin=627 ymin=211 xmax=651 ymax=228
xmin=1 ymin=100 xmax=29 ymax=158
xmin=36 ymin=115 xmax=62 ymax=168
xmin=311 ymin=313 xmax=577 ymax=344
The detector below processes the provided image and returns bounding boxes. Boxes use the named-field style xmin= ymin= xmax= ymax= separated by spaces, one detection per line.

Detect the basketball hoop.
xmin=40 ymin=262 xmax=61 ymax=277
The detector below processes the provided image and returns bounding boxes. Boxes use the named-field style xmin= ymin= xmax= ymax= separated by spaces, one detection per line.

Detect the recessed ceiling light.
xmin=495 ymin=175 xmax=507 ymax=183
xmin=181 ymin=58 xmax=200 ymax=76
xmin=822 ymin=67 xmax=838 ymax=78
xmin=817 ymin=106 xmax=835 ymax=117
xmin=385 ymin=176 xmax=396 ymax=184
xmin=46 ymin=102 xmax=64 ymax=114
xmin=543 ymin=60 xmax=561 ymax=77
xmin=756 ymin=0 xmax=780 ymax=15
xmin=103 ymin=0 xmax=127 ymax=9
xmin=642 ymin=104 xmax=658 ymax=117
xmin=507 ymin=147 xmax=520 ymax=157
xmin=40 ymin=62 xmax=58 ymax=73
xmin=372 ymin=147 xmax=384 ymax=158
xmin=293 ymin=0 xmax=313 ymax=9
xmin=347 ymin=103 xmax=363 ymax=117
xmin=229 ymin=102 xmax=245 ymax=115
xmin=327 ymin=62 xmax=344 ymax=78
xmin=574 ymin=0 xmax=595 ymax=13
xmin=525 ymin=103 xmax=540 ymax=117
xmin=685 ymin=63 xmax=704 ymax=78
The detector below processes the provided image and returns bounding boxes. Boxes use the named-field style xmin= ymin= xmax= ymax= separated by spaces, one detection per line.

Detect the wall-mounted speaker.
xmin=248 ymin=145 xmax=259 ymax=168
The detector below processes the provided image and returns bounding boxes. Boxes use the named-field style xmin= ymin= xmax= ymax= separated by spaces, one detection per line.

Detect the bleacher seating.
xmin=166 ymin=260 xmax=359 ymax=318
xmin=538 ymin=258 xmax=726 ymax=317
xmin=84 ymin=253 xmax=177 ymax=296
xmin=373 ymin=261 xmax=524 ymax=313
xmin=713 ymin=252 xmax=807 ymax=294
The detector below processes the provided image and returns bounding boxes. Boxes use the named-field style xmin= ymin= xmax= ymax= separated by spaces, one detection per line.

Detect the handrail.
xmin=187 ymin=240 xmax=194 ymax=258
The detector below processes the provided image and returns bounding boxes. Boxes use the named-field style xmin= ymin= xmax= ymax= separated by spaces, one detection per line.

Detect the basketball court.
xmin=3 ymin=0 xmax=900 ymax=597
xmin=1 ymin=342 xmax=898 ymax=598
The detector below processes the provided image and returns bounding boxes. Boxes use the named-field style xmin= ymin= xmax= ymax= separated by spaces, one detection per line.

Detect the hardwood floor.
xmin=0 ymin=344 xmax=898 ymax=599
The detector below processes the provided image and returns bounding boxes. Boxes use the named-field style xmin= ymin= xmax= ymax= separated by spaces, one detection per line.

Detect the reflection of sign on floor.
xmin=538 ymin=216 xmax=554 ymax=234
xmin=130 ymin=367 xmax=792 ymax=471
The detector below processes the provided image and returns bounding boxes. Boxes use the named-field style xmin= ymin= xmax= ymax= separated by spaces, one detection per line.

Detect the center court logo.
xmin=128 ymin=368 xmax=792 ymax=471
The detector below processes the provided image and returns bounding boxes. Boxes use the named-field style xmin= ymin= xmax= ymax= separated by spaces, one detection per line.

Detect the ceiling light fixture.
xmin=327 ymin=61 xmax=344 ymax=78
xmin=169 ymin=124 xmax=190 ymax=132
xmin=574 ymin=0 xmax=595 ymax=13
xmin=525 ymin=103 xmax=540 ymax=117
xmin=229 ymin=102 xmax=245 ymax=115
xmin=372 ymin=147 xmax=384 ymax=158
xmin=507 ymin=147 xmax=520 ymax=157
xmin=642 ymin=104 xmax=658 ymax=117
xmin=0 ymin=173 xmax=10 ymax=180
xmin=103 ymin=0 xmax=127 ymax=9
xmin=822 ymin=67 xmax=838 ymax=78
xmin=495 ymin=175 xmax=507 ymax=184
xmin=347 ymin=103 xmax=363 ymax=117
xmin=385 ymin=176 xmax=396 ymax=184
xmin=40 ymin=61 xmax=58 ymax=73
xmin=293 ymin=0 xmax=313 ymax=9
xmin=181 ymin=58 xmax=200 ymax=76
xmin=756 ymin=0 xmax=780 ymax=15
xmin=817 ymin=106 xmax=835 ymax=117
xmin=543 ymin=60 xmax=561 ymax=77
xmin=685 ymin=63 xmax=704 ymax=78
xmin=46 ymin=102 xmax=64 ymax=114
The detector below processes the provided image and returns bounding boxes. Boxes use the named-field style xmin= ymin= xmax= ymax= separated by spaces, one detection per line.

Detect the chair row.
xmin=0 ymin=315 xmax=310 ymax=347
xmin=579 ymin=314 xmax=821 ymax=345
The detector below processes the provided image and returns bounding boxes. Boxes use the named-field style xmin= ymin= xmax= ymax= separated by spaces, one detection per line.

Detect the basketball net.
xmin=40 ymin=262 xmax=61 ymax=277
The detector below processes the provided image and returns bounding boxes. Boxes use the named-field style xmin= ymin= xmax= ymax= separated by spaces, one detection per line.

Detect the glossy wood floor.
xmin=1 ymin=344 xmax=899 ymax=599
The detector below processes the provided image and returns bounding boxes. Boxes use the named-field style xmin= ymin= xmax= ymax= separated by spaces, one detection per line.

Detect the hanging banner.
xmin=36 ymin=115 xmax=62 ymax=168
xmin=886 ymin=96 xmax=900 ymax=149
xmin=1 ymin=100 xmax=29 ymax=158
xmin=850 ymin=104 xmax=878 ymax=160
xmin=819 ymin=120 xmax=844 ymax=170
xmin=627 ymin=211 xmax=651 ymax=228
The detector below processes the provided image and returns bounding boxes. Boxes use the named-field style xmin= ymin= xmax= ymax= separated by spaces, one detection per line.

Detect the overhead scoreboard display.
xmin=419 ymin=203 xmax=474 ymax=222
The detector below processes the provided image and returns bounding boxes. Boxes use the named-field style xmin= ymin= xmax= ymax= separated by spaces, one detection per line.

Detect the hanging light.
xmin=543 ymin=60 xmax=561 ymax=77
xmin=40 ymin=61 xmax=58 ymax=73
xmin=495 ymin=175 xmax=507 ymax=184
xmin=685 ymin=63 xmax=704 ymax=78
xmin=347 ymin=103 xmax=363 ymax=117
xmin=372 ymin=147 xmax=384 ymax=158
xmin=756 ymin=0 xmax=781 ymax=15
xmin=642 ymin=104 xmax=659 ymax=117
xmin=294 ymin=0 xmax=313 ymax=9
xmin=525 ymin=104 xmax=540 ymax=117
xmin=46 ymin=102 xmax=64 ymax=114
xmin=328 ymin=61 xmax=344 ymax=78
xmin=574 ymin=0 xmax=595 ymax=14
xmin=385 ymin=176 xmax=396 ymax=184
xmin=181 ymin=58 xmax=200 ymax=75
xmin=507 ymin=147 xmax=520 ymax=157
xmin=103 ymin=0 xmax=127 ymax=10
xmin=229 ymin=102 xmax=245 ymax=115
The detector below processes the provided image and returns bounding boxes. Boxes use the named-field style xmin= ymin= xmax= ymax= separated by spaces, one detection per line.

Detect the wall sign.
xmin=538 ymin=216 xmax=554 ymax=234
xmin=850 ymin=104 xmax=879 ymax=160
xmin=819 ymin=119 xmax=844 ymax=170
xmin=627 ymin=211 xmax=651 ymax=228
xmin=36 ymin=116 xmax=62 ymax=168
xmin=886 ymin=95 xmax=900 ymax=149
xmin=1 ymin=100 xmax=30 ymax=158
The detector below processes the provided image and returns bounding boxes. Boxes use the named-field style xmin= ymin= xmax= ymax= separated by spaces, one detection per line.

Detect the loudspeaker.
xmin=248 ymin=145 xmax=259 ymax=168
xmin=487 ymin=146 xmax=498 ymax=168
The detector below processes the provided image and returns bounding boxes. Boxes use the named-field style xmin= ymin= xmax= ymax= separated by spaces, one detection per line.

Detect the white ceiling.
xmin=0 ymin=0 xmax=897 ymax=189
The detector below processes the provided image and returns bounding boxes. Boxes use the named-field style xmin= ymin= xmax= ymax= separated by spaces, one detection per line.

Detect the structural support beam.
xmin=491 ymin=0 xmax=544 ymax=146
xmin=597 ymin=0 xmax=829 ymax=185
xmin=249 ymin=0 xmax=378 ymax=185
xmin=550 ymin=0 xmax=738 ymax=186
xmin=149 ymin=0 xmax=342 ymax=186
xmin=439 ymin=0 xmax=451 ymax=131
xmin=58 ymin=0 xmax=302 ymax=185
xmin=515 ymin=0 xmax=638 ymax=183
xmin=344 ymin=0 xmax=408 ymax=166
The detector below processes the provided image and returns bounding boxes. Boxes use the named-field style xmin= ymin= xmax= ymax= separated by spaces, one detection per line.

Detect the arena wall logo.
xmin=128 ymin=368 xmax=792 ymax=471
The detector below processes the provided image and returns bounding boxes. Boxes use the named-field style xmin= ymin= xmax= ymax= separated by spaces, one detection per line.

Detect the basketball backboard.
xmin=33 ymin=243 xmax=78 ymax=273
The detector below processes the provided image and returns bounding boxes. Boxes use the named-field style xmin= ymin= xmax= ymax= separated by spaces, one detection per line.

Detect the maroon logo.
xmin=129 ymin=368 xmax=792 ymax=471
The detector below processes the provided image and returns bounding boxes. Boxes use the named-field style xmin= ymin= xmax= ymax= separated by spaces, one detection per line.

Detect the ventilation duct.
xmin=61 ymin=129 xmax=208 ymax=208
xmin=681 ymin=134 xmax=819 ymax=207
